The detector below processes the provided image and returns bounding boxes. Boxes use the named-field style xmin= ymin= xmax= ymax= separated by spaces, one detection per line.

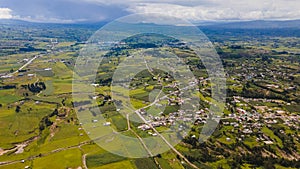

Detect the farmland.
xmin=0 ymin=20 xmax=299 ymax=169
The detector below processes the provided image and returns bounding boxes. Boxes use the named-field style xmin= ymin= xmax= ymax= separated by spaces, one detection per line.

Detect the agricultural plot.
xmin=0 ymin=21 xmax=299 ymax=169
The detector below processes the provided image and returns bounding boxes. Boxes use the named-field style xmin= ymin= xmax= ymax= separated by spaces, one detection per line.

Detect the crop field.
xmin=0 ymin=20 xmax=299 ymax=169
xmin=32 ymin=148 xmax=82 ymax=169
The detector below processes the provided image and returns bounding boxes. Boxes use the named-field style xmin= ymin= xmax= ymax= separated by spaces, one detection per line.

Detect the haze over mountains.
xmin=1 ymin=19 xmax=300 ymax=29
xmin=201 ymin=20 xmax=300 ymax=29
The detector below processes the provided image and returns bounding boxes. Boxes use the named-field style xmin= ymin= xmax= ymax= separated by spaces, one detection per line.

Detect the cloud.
xmin=82 ymin=0 xmax=215 ymax=7
xmin=0 ymin=0 xmax=129 ymax=23
xmin=0 ymin=8 xmax=13 ymax=19
xmin=0 ymin=0 xmax=300 ymax=22
xmin=12 ymin=15 xmax=91 ymax=23
xmin=126 ymin=0 xmax=300 ymax=21
xmin=81 ymin=0 xmax=300 ymax=21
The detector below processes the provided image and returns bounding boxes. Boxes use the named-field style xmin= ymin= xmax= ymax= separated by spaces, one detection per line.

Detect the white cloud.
xmin=82 ymin=0 xmax=212 ymax=6
xmin=2 ymin=0 xmax=300 ymax=22
xmin=128 ymin=0 xmax=300 ymax=21
xmin=0 ymin=8 xmax=13 ymax=19
xmin=82 ymin=0 xmax=300 ymax=21
xmin=13 ymin=15 xmax=89 ymax=23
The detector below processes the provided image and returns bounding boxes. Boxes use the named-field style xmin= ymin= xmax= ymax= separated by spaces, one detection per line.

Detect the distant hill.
xmin=1 ymin=19 xmax=300 ymax=39
xmin=0 ymin=19 xmax=33 ymax=25
xmin=202 ymin=20 xmax=300 ymax=29
xmin=0 ymin=19 xmax=107 ymax=29
xmin=86 ymin=19 xmax=300 ymax=29
xmin=1 ymin=19 xmax=300 ymax=29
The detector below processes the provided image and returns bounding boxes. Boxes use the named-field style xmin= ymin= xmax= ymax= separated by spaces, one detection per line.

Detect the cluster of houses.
xmin=224 ymin=97 xmax=300 ymax=144
xmin=136 ymin=107 xmax=209 ymax=135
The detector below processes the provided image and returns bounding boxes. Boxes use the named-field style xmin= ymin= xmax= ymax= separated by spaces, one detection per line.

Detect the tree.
xmin=263 ymin=159 xmax=275 ymax=169
xmin=50 ymin=109 xmax=59 ymax=117
xmin=15 ymin=106 xmax=21 ymax=113
xmin=217 ymin=165 xmax=224 ymax=169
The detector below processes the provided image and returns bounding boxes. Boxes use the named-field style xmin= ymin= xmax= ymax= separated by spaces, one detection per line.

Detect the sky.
xmin=0 ymin=0 xmax=300 ymax=23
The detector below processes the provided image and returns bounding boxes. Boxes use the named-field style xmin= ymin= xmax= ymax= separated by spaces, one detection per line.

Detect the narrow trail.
xmin=82 ymin=153 xmax=88 ymax=169
xmin=0 ymin=136 xmax=39 ymax=157
xmin=126 ymin=114 xmax=131 ymax=131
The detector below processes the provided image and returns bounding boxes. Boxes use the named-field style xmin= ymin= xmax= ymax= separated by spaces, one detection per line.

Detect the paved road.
xmin=9 ymin=55 xmax=40 ymax=76
xmin=126 ymin=76 xmax=209 ymax=169
xmin=134 ymin=109 xmax=198 ymax=169
xmin=126 ymin=80 xmax=200 ymax=169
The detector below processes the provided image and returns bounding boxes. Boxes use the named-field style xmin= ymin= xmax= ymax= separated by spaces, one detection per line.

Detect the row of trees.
xmin=39 ymin=109 xmax=58 ymax=131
